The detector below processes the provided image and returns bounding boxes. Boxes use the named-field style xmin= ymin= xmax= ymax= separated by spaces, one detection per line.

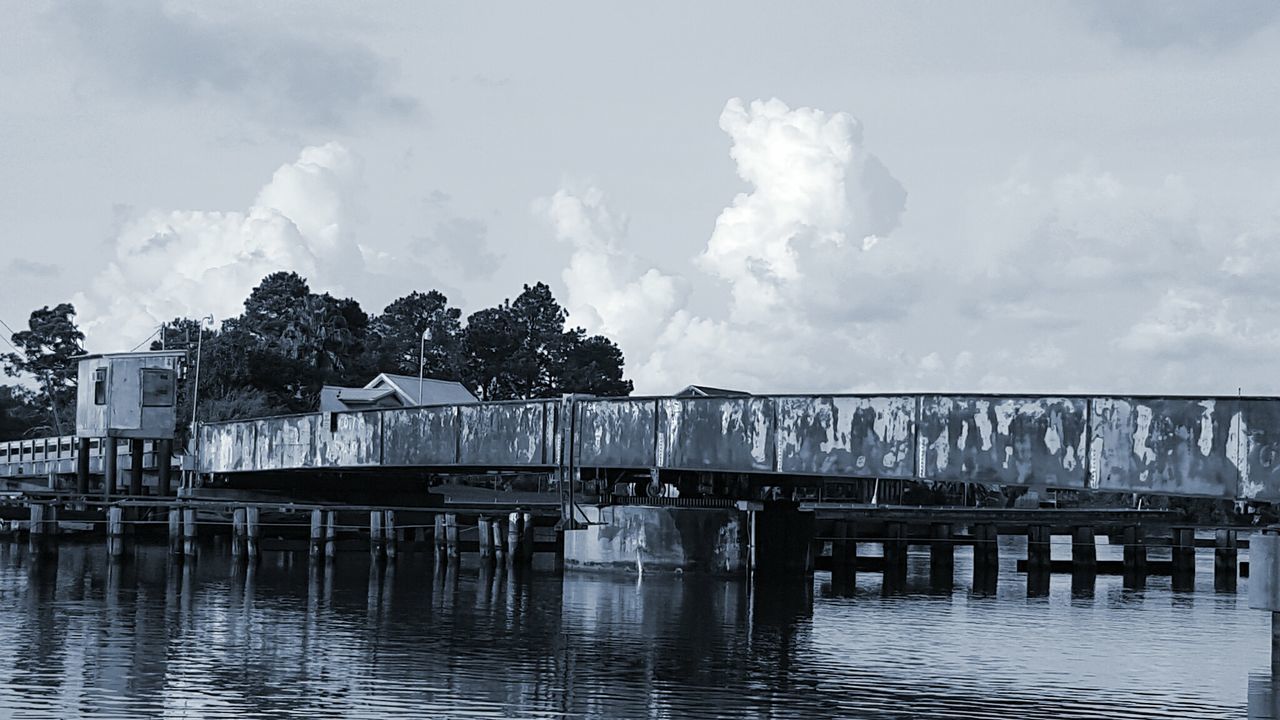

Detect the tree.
xmin=369 ymin=290 xmax=463 ymax=379
xmin=460 ymin=282 xmax=633 ymax=399
xmin=0 ymin=385 xmax=44 ymax=440
xmin=558 ymin=331 xmax=633 ymax=397
xmin=2 ymin=303 xmax=85 ymax=435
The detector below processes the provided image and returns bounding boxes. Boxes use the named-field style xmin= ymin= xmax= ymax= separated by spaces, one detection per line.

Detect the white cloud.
xmin=540 ymin=99 xmax=916 ymax=394
xmin=75 ymin=142 xmax=363 ymax=350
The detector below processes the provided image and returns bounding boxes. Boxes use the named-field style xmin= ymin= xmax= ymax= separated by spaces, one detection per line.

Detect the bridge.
xmin=0 ymin=390 xmax=1276 ymax=580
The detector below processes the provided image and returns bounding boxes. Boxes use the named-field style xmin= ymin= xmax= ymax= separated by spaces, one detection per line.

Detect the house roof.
xmin=674 ymin=384 xmax=752 ymax=398
xmin=368 ymin=373 xmax=478 ymax=406
xmin=317 ymin=386 xmax=399 ymax=413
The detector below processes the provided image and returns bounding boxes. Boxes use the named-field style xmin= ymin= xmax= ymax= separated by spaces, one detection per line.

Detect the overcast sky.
xmin=4 ymin=1 xmax=1280 ymax=396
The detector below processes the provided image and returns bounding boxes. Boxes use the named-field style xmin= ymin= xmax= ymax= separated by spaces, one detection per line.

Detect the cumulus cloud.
xmin=539 ymin=98 xmax=916 ymax=394
xmin=75 ymin=142 xmax=364 ymax=350
xmin=700 ymin=98 xmax=909 ymax=324
xmin=537 ymin=186 xmax=686 ymax=362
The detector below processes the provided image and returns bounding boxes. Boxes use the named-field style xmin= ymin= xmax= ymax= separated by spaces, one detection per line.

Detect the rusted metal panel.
xmin=252 ymin=415 xmax=319 ymax=470
xmin=1088 ymin=397 xmax=1236 ymax=497
xmin=657 ymin=397 xmax=774 ymax=472
xmin=918 ymin=396 xmax=1088 ymax=487
xmin=459 ymin=402 xmax=549 ymax=466
xmin=318 ymin=411 xmax=382 ymax=467
xmin=381 ymin=405 xmax=459 ymax=466
xmin=775 ymin=395 xmax=914 ymax=478
xmin=199 ymin=421 xmax=256 ymax=473
xmin=1220 ymin=399 xmax=1280 ymax=500
xmin=576 ymin=399 xmax=657 ymax=468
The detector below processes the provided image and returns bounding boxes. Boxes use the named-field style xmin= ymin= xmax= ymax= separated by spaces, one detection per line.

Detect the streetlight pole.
xmin=418 ymin=327 xmax=432 ymax=406
xmin=189 ymin=315 xmax=214 ymax=485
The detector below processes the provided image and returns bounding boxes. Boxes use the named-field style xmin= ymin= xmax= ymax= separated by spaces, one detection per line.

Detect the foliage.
xmin=1 ymin=273 xmax=635 ymax=437
xmin=2 ymin=303 xmax=85 ymax=435
xmin=0 ymin=385 xmax=45 ymax=441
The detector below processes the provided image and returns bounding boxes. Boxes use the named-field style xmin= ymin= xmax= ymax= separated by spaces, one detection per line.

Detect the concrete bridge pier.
xmin=972 ymin=524 xmax=999 ymax=595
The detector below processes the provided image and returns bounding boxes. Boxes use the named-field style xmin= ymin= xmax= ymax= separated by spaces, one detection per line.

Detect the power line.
xmin=130 ymin=324 xmax=164 ymax=352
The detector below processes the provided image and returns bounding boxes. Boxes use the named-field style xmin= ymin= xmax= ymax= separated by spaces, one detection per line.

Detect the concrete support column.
xmin=478 ymin=517 xmax=493 ymax=561
xmin=157 ymin=439 xmax=173 ymax=496
xmin=445 ymin=513 xmax=459 ymax=559
xmin=182 ymin=508 xmax=197 ymax=557
xmin=1026 ymin=525 xmax=1051 ymax=573
xmin=434 ymin=514 xmax=446 ymax=556
xmin=129 ymin=438 xmax=144 ymax=496
xmin=232 ymin=508 xmax=246 ymax=558
xmin=76 ymin=438 xmax=90 ymax=496
xmin=1172 ymin=527 xmax=1196 ymax=577
xmin=102 ymin=438 xmax=118 ymax=500
xmin=883 ymin=521 xmax=908 ymax=582
xmin=324 ymin=511 xmax=337 ymax=560
xmin=168 ymin=507 xmax=183 ymax=555
xmin=369 ymin=510 xmax=385 ymax=558
xmin=831 ymin=520 xmax=853 ymax=591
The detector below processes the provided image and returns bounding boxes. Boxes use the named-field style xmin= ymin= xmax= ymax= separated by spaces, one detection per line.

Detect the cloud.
xmin=540 ymin=99 xmax=916 ymax=394
xmin=74 ymin=142 xmax=364 ymax=350
xmin=537 ymin=186 xmax=687 ymax=361
xmin=700 ymin=98 xmax=909 ymax=324
xmin=412 ymin=217 xmax=502 ymax=281
xmin=1081 ymin=0 xmax=1280 ymax=52
xmin=7 ymin=258 xmax=59 ymax=278
xmin=53 ymin=1 xmax=416 ymax=128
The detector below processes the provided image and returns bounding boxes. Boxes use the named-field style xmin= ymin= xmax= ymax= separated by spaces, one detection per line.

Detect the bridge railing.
xmin=11 ymin=390 xmax=1280 ymax=503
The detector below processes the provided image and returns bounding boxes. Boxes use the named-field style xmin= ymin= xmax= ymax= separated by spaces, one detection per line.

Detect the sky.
xmin=3 ymin=1 xmax=1280 ymax=396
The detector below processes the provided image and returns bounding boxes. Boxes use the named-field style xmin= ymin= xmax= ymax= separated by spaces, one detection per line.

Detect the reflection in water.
xmin=0 ymin=538 xmax=1267 ymax=718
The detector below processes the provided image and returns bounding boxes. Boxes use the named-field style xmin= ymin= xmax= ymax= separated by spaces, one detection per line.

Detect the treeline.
xmin=0 ymin=272 xmax=632 ymax=441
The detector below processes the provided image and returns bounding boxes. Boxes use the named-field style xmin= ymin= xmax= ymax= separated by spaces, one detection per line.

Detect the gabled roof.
xmin=318 ymin=386 xmax=400 ymax=413
xmin=367 ymin=373 xmax=478 ymax=406
xmin=674 ymin=384 xmax=752 ymax=398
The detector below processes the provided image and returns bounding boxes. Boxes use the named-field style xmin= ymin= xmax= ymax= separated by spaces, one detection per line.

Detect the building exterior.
xmin=318 ymin=372 xmax=477 ymax=413
xmin=74 ymin=351 xmax=186 ymax=439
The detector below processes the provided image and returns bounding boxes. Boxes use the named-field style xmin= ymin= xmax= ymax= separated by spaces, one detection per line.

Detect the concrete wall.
xmin=564 ymin=505 xmax=749 ymax=575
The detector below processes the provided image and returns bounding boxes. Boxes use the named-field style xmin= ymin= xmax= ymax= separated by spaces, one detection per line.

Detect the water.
xmin=0 ymin=536 xmax=1272 ymax=719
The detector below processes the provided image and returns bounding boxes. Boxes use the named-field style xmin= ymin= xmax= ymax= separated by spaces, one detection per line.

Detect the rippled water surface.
xmin=0 ymin=537 xmax=1273 ymax=718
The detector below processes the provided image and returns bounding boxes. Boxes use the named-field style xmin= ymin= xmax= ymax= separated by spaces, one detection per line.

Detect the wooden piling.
xmin=107 ymin=506 xmax=124 ymax=558
xmin=232 ymin=507 xmax=246 ymax=558
xmin=102 ymin=437 xmax=118 ymax=500
xmin=492 ymin=520 xmax=506 ymax=560
xmin=168 ymin=507 xmax=182 ymax=555
xmin=507 ymin=511 xmax=520 ymax=559
xmin=972 ymin=524 xmax=999 ymax=593
xmin=831 ymin=520 xmax=852 ymax=588
xmin=478 ymin=517 xmax=493 ymax=561
xmin=930 ymin=523 xmax=953 ymax=585
xmin=1072 ymin=526 xmax=1097 ymax=572
xmin=182 ymin=508 xmax=197 ymax=556
xmin=309 ymin=509 xmax=324 ymax=559
xmin=76 ymin=438 xmax=90 ymax=496
xmin=1027 ymin=525 xmax=1051 ymax=572
xmin=445 ymin=513 xmax=459 ymax=558
xmin=28 ymin=504 xmax=46 ymax=555
xmin=1122 ymin=525 xmax=1146 ymax=576
xmin=1215 ymin=529 xmax=1238 ymax=589
xmin=384 ymin=510 xmax=397 ymax=561
xmin=1172 ymin=527 xmax=1195 ymax=578
xmin=245 ymin=506 xmax=260 ymax=559
xmin=129 ymin=438 xmax=144 ymax=496
xmin=157 ymin=439 xmax=172 ymax=496
xmin=324 ymin=511 xmax=337 ymax=560
xmin=369 ymin=510 xmax=384 ymax=558
xmin=883 ymin=521 xmax=908 ymax=579
xmin=522 ymin=511 xmax=535 ymax=563
xmin=434 ymin=514 xmax=446 ymax=555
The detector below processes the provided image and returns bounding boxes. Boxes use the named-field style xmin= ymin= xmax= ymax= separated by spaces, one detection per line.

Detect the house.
xmin=319 ymin=372 xmax=477 ymax=413
xmin=673 ymin=384 xmax=751 ymax=398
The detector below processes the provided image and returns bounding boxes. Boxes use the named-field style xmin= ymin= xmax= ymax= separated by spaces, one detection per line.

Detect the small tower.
xmin=74 ymin=350 xmax=186 ymax=496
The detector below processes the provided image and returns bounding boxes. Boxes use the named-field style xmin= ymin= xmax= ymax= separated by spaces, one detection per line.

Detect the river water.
xmin=0 ymin=536 xmax=1273 ymax=719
